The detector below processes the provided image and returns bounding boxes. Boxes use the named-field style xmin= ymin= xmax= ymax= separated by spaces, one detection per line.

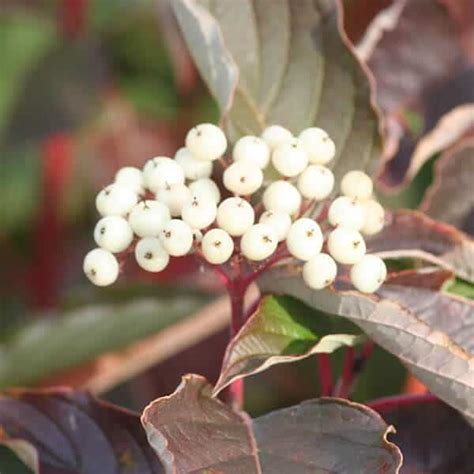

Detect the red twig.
xmin=317 ymin=354 xmax=333 ymax=396
xmin=334 ymin=347 xmax=355 ymax=398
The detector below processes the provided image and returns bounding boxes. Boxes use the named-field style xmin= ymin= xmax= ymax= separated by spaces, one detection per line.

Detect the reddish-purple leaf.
xmin=369 ymin=395 xmax=474 ymax=473
xmin=420 ymin=138 xmax=474 ymax=234
xmin=259 ymin=268 xmax=474 ymax=423
xmin=0 ymin=388 xmax=163 ymax=474
xmin=142 ymin=374 xmax=402 ymax=473
xmin=385 ymin=268 xmax=454 ymax=291
xmin=367 ymin=210 xmax=474 ymax=282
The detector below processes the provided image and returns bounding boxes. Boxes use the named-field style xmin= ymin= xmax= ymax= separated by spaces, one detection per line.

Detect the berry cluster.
xmin=84 ymin=123 xmax=387 ymax=294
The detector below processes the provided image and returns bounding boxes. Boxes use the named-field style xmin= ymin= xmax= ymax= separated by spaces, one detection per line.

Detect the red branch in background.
xmin=31 ymin=134 xmax=74 ymax=310
xmin=58 ymin=0 xmax=87 ymax=39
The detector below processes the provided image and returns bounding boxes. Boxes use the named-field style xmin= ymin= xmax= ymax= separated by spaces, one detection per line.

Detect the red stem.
xmin=317 ymin=354 xmax=333 ymax=396
xmin=334 ymin=347 xmax=355 ymax=398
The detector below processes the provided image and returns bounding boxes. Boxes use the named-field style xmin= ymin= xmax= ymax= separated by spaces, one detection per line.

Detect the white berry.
xmin=340 ymin=170 xmax=373 ymax=200
xmin=303 ymin=253 xmax=338 ymax=290
xmin=142 ymin=157 xmax=185 ymax=192
xmin=181 ymin=195 xmax=217 ymax=230
xmin=83 ymin=248 xmax=119 ymax=286
xmin=233 ymin=135 xmax=270 ymax=169
xmin=263 ymin=180 xmax=302 ymax=216
xmin=95 ymin=184 xmax=138 ymax=217
xmin=223 ymin=161 xmax=263 ymax=195
xmin=350 ymin=255 xmax=387 ymax=293
xmin=298 ymin=127 xmax=336 ymax=164
xmin=286 ymin=218 xmax=323 ymax=261
xmin=175 ymin=147 xmax=212 ymax=180
xmin=135 ymin=237 xmax=169 ymax=272
xmin=327 ymin=227 xmax=366 ymax=264
xmin=328 ymin=196 xmax=365 ymax=230
xmin=216 ymin=197 xmax=254 ymax=236
xmin=128 ymin=200 xmax=171 ymax=237
xmin=189 ymin=178 xmax=221 ymax=205
xmin=156 ymin=184 xmax=192 ymax=217
xmin=271 ymin=139 xmax=309 ymax=177
xmin=259 ymin=210 xmax=291 ymax=242
xmin=261 ymin=125 xmax=293 ymax=149
xmin=161 ymin=219 xmax=194 ymax=256
xmin=94 ymin=216 xmax=133 ymax=253
xmin=201 ymin=228 xmax=234 ymax=264
xmin=241 ymin=224 xmax=278 ymax=261
xmin=185 ymin=123 xmax=227 ymax=161
xmin=361 ymin=200 xmax=385 ymax=236
xmin=297 ymin=165 xmax=334 ymax=200
xmin=114 ymin=166 xmax=144 ymax=194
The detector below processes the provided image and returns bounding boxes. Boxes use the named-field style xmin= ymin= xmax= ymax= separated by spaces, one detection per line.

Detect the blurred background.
xmin=1 ymin=0 xmax=473 ymax=436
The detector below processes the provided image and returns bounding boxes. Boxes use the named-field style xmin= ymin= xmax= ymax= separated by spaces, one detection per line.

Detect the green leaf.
xmin=172 ymin=0 xmax=381 ymax=179
xmin=142 ymin=374 xmax=402 ymax=473
xmin=0 ymin=13 xmax=55 ymax=140
xmin=214 ymin=295 xmax=363 ymax=394
xmin=259 ymin=268 xmax=474 ymax=423
xmin=0 ymin=294 xmax=208 ymax=388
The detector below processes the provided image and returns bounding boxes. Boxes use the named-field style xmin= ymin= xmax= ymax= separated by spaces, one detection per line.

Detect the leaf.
xmin=259 ymin=268 xmax=474 ymax=423
xmin=360 ymin=0 xmax=465 ymax=114
xmin=0 ymin=12 xmax=55 ymax=140
xmin=420 ymin=138 xmax=474 ymax=234
xmin=0 ymin=388 xmax=163 ymax=473
xmin=142 ymin=374 xmax=402 ymax=473
xmin=0 ymin=294 xmax=208 ymax=389
xmin=369 ymin=395 xmax=474 ymax=473
xmin=379 ymin=280 xmax=474 ymax=352
xmin=367 ymin=209 xmax=474 ymax=283
xmin=214 ymin=295 xmax=363 ymax=395
xmin=172 ymin=0 xmax=382 ymax=179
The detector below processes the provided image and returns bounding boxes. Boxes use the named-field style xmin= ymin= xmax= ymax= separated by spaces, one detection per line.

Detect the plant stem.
xmin=317 ymin=354 xmax=333 ymax=396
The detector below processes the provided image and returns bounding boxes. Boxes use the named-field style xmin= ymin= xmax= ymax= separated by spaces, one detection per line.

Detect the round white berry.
xmin=232 ymin=135 xmax=270 ymax=169
xmin=223 ymin=161 xmax=263 ymax=195
xmin=350 ymin=255 xmax=387 ymax=293
xmin=298 ymin=127 xmax=336 ymax=164
xmin=201 ymin=228 xmax=234 ymax=264
xmin=185 ymin=123 xmax=227 ymax=161
xmin=216 ymin=197 xmax=254 ymax=236
xmin=259 ymin=210 xmax=292 ymax=242
xmin=297 ymin=165 xmax=335 ymax=200
xmin=156 ymin=184 xmax=192 ymax=217
xmin=328 ymin=196 xmax=366 ymax=230
xmin=83 ymin=248 xmax=119 ymax=286
xmin=95 ymin=184 xmax=138 ymax=217
xmin=192 ymin=229 xmax=203 ymax=243
xmin=263 ymin=180 xmax=302 ymax=216
xmin=340 ymin=170 xmax=373 ymax=200
xmin=361 ymin=200 xmax=385 ymax=236
xmin=174 ymin=147 xmax=212 ymax=180
xmin=128 ymin=200 xmax=171 ymax=238
xmin=303 ymin=253 xmax=338 ymax=290
xmin=188 ymin=178 xmax=221 ymax=205
xmin=114 ymin=166 xmax=144 ymax=194
xmin=241 ymin=224 xmax=278 ymax=261
xmin=142 ymin=157 xmax=185 ymax=192
xmin=94 ymin=216 xmax=133 ymax=253
xmin=181 ymin=195 xmax=217 ymax=230
xmin=135 ymin=237 xmax=169 ymax=272
xmin=161 ymin=219 xmax=194 ymax=256
xmin=286 ymin=218 xmax=323 ymax=261
xmin=261 ymin=125 xmax=293 ymax=149
xmin=327 ymin=227 xmax=366 ymax=265
xmin=271 ymin=139 xmax=309 ymax=177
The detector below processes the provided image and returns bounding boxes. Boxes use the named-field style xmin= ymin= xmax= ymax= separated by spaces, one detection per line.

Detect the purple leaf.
xmin=369 ymin=395 xmax=474 ymax=473
xmin=142 ymin=374 xmax=402 ymax=473
xmin=0 ymin=388 xmax=163 ymax=474
xmin=367 ymin=209 xmax=474 ymax=282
